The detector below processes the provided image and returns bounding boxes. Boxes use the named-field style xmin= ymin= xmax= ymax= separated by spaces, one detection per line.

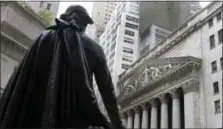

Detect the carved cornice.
xmin=1 ymin=2 xmax=47 ymax=27
xmin=1 ymin=21 xmax=33 ymax=48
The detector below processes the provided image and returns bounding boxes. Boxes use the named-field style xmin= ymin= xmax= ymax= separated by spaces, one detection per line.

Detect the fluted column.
xmin=169 ymin=89 xmax=181 ymax=128
xmin=150 ymin=99 xmax=158 ymax=128
xmin=133 ymin=107 xmax=141 ymax=129
xmin=182 ymin=80 xmax=200 ymax=128
xmin=127 ymin=111 xmax=133 ymax=129
xmin=141 ymin=103 xmax=149 ymax=129
xmin=120 ymin=113 xmax=127 ymax=127
xmin=159 ymin=94 xmax=168 ymax=128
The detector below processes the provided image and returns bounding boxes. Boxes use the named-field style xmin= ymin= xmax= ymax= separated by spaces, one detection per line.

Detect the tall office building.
xmin=86 ymin=2 xmax=117 ymax=42
xmin=118 ymin=1 xmax=222 ymax=128
xmin=99 ymin=2 xmax=140 ymax=94
xmin=26 ymin=1 xmax=59 ymax=24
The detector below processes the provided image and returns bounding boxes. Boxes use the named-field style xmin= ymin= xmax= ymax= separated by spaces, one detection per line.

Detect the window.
xmin=211 ymin=61 xmax=217 ymax=73
xmin=218 ymin=29 xmax=222 ymax=43
xmin=124 ymin=37 xmax=134 ymax=44
xmin=125 ymin=22 xmax=138 ymax=30
xmin=126 ymin=15 xmax=139 ymax=23
xmin=122 ymin=56 xmax=133 ymax=63
xmin=39 ymin=1 xmax=44 ymax=8
xmin=220 ymin=57 xmax=223 ymax=69
xmin=123 ymin=47 xmax=134 ymax=54
xmin=209 ymin=35 xmax=215 ymax=49
xmin=125 ymin=30 xmax=134 ymax=36
xmin=213 ymin=82 xmax=219 ymax=94
xmin=216 ymin=12 xmax=222 ymax=22
xmin=214 ymin=100 xmax=221 ymax=114
xmin=208 ymin=18 xmax=213 ymax=28
xmin=47 ymin=3 xmax=51 ymax=10
xmin=122 ymin=64 xmax=129 ymax=69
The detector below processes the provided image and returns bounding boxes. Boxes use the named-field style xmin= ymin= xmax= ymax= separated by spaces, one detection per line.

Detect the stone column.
xmin=169 ymin=89 xmax=181 ymax=128
xmin=120 ymin=113 xmax=127 ymax=127
xmin=127 ymin=111 xmax=133 ymax=129
xmin=150 ymin=99 xmax=158 ymax=128
xmin=133 ymin=107 xmax=141 ymax=129
xmin=182 ymin=80 xmax=200 ymax=128
xmin=159 ymin=94 xmax=168 ymax=128
xmin=141 ymin=103 xmax=149 ymax=129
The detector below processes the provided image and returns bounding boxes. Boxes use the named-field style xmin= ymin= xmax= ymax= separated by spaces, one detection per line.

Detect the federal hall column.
xmin=150 ymin=99 xmax=158 ymax=128
xmin=169 ymin=89 xmax=181 ymax=128
xmin=159 ymin=94 xmax=168 ymax=128
xmin=127 ymin=110 xmax=133 ymax=129
xmin=141 ymin=103 xmax=149 ymax=129
xmin=133 ymin=107 xmax=141 ymax=129
xmin=182 ymin=80 xmax=200 ymax=128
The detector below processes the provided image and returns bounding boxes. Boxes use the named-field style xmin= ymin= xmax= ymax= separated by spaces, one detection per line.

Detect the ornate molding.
xmin=182 ymin=79 xmax=200 ymax=94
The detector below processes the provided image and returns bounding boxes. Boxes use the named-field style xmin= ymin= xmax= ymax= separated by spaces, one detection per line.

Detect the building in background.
xmin=139 ymin=2 xmax=202 ymax=34
xmin=99 ymin=2 xmax=140 ymax=94
xmin=139 ymin=2 xmax=202 ymax=57
xmin=86 ymin=2 xmax=117 ymax=42
xmin=139 ymin=24 xmax=172 ymax=57
xmin=26 ymin=1 xmax=59 ymax=24
xmin=118 ymin=1 xmax=222 ymax=128
xmin=1 ymin=2 xmax=47 ymax=97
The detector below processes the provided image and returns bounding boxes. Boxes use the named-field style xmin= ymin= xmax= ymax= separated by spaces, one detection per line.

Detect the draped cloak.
xmin=0 ymin=19 xmax=121 ymax=128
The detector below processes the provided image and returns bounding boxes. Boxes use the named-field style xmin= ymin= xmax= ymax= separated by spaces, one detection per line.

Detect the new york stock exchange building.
xmin=117 ymin=1 xmax=222 ymax=129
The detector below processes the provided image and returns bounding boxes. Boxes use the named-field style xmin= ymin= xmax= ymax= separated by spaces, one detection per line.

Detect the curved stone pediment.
xmin=118 ymin=56 xmax=201 ymax=100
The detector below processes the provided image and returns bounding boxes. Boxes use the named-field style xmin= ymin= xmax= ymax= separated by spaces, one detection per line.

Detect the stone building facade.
xmin=118 ymin=1 xmax=222 ymax=128
xmin=1 ymin=2 xmax=47 ymax=97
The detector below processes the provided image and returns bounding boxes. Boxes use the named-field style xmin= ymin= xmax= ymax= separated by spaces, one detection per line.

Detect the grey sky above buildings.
xmin=57 ymin=2 xmax=210 ymax=18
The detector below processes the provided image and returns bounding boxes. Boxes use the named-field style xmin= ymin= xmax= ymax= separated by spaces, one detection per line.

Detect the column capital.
xmin=169 ymin=89 xmax=180 ymax=99
xmin=149 ymin=99 xmax=158 ymax=107
xmin=158 ymin=94 xmax=168 ymax=103
xmin=182 ymin=79 xmax=199 ymax=94
xmin=133 ymin=106 xmax=141 ymax=113
xmin=126 ymin=110 xmax=133 ymax=116
xmin=141 ymin=103 xmax=149 ymax=110
xmin=120 ymin=112 xmax=127 ymax=119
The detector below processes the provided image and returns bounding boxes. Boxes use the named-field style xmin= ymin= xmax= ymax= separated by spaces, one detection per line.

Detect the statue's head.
xmin=60 ymin=5 xmax=94 ymax=32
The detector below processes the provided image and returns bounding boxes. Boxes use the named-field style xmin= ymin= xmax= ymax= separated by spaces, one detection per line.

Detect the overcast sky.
xmin=57 ymin=1 xmax=210 ymax=18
